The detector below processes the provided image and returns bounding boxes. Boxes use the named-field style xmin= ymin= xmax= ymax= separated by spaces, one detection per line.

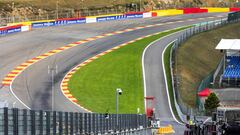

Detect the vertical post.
xmin=139 ymin=0 xmax=141 ymax=11
xmin=53 ymin=111 xmax=57 ymax=135
xmin=70 ymin=112 xmax=74 ymax=135
xmin=13 ymin=108 xmax=18 ymax=135
xmin=46 ymin=111 xmax=50 ymax=135
xmin=48 ymin=65 xmax=58 ymax=112
xmin=88 ymin=113 xmax=91 ymax=134
xmin=39 ymin=110 xmax=43 ymax=135
xmin=75 ymin=112 xmax=79 ymax=134
xmin=79 ymin=113 xmax=83 ymax=134
xmin=92 ymin=114 xmax=95 ymax=134
xmin=65 ymin=112 xmax=68 ymax=135
xmin=59 ymin=112 xmax=63 ymax=135
xmin=84 ymin=113 xmax=88 ymax=134
xmin=30 ymin=110 xmax=36 ymax=135
xmin=96 ymin=114 xmax=99 ymax=134
xmin=3 ymin=107 xmax=8 ymax=135
xmin=116 ymin=89 xmax=119 ymax=128
xmin=56 ymin=0 xmax=59 ymax=19
xmin=23 ymin=109 xmax=27 ymax=135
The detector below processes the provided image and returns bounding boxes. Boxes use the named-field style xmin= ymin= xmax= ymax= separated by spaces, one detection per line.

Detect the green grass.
xmin=68 ymin=27 xmax=188 ymax=114
xmin=176 ymin=23 xmax=240 ymax=107
xmin=163 ymin=43 xmax=182 ymax=122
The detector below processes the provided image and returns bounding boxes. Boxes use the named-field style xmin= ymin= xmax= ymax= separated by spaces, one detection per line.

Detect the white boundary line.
xmin=10 ymin=82 xmax=31 ymax=109
xmin=162 ymin=41 xmax=184 ymax=125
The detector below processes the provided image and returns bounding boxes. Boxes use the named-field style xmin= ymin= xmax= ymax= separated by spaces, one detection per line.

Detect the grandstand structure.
xmin=216 ymin=39 xmax=240 ymax=87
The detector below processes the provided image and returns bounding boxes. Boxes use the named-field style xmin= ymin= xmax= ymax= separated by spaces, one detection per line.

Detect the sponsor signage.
xmin=55 ymin=18 xmax=86 ymax=25
xmin=0 ymin=25 xmax=22 ymax=35
xmin=32 ymin=21 xmax=56 ymax=28
xmin=96 ymin=15 xmax=125 ymax=22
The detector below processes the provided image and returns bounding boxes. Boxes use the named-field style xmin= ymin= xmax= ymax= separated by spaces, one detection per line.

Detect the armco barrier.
xmin=205 ymin=7 xmax=230 ymax=12
xmin=96 ymin=15 xmax=125 ymax=22
xmin=55 ymin=17 xmax=86 ymax=25
xmin=179 ymin=8 xmax=208 ymax=14
xmin=230 ymin=7 xmax=240 ymax=12
xmin=0 ymin=24 xmax=22 ymax=36
xmin=153 ymin=9 xmax=183 ymax=16
xmin=2 ymin=7 xmax=240 ymax=36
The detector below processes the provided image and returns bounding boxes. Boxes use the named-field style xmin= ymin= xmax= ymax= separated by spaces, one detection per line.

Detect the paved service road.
xmin=143 ymin=31 xmax=187 ymax=134
xmin=0 ymin=13 xmax=227 ymax=114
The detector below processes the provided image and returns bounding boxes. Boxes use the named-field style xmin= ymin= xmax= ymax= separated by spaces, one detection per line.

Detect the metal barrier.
xmin=170 ymin=16 xmax=240 ymax=116
xmin=0 ymin=107 xmax=149 ymax=135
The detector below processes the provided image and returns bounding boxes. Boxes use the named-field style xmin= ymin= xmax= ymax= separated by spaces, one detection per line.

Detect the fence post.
xmin=46 ymin=111 xmax=50 ymax=135
xmin=53 ymin=111 xmax=56 ymax=135
xmin=13 ymin=108 xmax=18 ymax=135
xmin=39 ymin=110 xmax=43 ymax=135
xmin=3 ymin=107 xmax=8 ymax=135
xmin=92 ymin=113 xmax=96 ymax=134
xmin=96 ymin=114 xmax=99 ymax=134
xmin=84 ymin=113 xmax=88 ymax=134
xmin=30 ymin=110 xmax=36 ymax=135
xmin=23 ymin=109 xmax=27 ymax=134
xmin=70 ymin=112 xmax=74 ymax=135
xmin=65 ymin=112 xmax=69 ymax=135
xmin=79 ymin=113 xmax=83 ymax=134
xmin=88 ymin=113 xmax=92 ymax=134
xmin=58 ymin=112 xmax=63 ymax=135
xmin=75 ymin=112 xmax=79 ymax=134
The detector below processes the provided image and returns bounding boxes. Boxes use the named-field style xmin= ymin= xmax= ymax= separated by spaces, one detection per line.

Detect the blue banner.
xmin=96 ymin=14 xmax=143 ymax=22
xmin=55 ymin=18 xmax=86 ymax=25
xmin=7 ymin=27 xmax=21 ymax=34
xmin=32 ymin=21 xmax=56 ymax=28
xmin=96 ymin=15 xmax=126 ymax=22
xmin=0 ymin=26 xmax=22 ymax=35
xmin=126 ymin=14 xmax=143 ymax=19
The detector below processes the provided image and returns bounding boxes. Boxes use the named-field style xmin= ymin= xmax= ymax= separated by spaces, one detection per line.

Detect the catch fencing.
xmin=170 ymin=15 xmax=240 ymax=116
xmin=0 ymin=107 xmax=149 ymax=135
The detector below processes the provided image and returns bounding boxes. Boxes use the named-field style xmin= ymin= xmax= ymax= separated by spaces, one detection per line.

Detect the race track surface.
xmin=0 ymin=13 xmax=227 ymax=118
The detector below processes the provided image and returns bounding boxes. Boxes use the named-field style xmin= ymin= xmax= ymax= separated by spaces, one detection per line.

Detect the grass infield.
xmin=68 ymin=27 xmax=188 ymax=114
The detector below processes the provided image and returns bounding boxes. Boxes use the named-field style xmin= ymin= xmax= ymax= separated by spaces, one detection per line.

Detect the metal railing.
xmin=0 ymin=107 xmax=150 ymax=135
xmin=170 ymin=16 xmax=240 ymax=116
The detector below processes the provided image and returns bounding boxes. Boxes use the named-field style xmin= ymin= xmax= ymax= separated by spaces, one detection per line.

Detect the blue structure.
xmin=223 ymin=56 xmax=240 ymax=79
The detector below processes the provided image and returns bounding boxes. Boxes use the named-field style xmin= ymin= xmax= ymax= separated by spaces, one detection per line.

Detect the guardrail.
xmin=0 ymin=107 xmax=150 ymax=135
xmin=170 ymin=13 xmax=240 ymax=116
xmin=1 ymin=7 xmax=240 ymax=37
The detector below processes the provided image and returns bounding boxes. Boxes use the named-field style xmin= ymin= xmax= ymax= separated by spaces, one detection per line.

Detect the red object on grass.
xmin=198 ymin=88 xmax=212 ymax=97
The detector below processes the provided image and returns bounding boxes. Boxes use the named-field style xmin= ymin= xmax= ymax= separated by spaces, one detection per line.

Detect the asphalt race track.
xmin=0 ymin=13 xmax=227 ymax=133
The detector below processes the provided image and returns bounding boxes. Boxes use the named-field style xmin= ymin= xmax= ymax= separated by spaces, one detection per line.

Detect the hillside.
xmin=176 ymin=23 xmax=240 ymax=107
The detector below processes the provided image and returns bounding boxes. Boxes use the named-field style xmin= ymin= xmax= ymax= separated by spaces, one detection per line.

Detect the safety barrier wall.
xmin=179 ymin=7 xmax=208 ymax=14
xmin=0 ymin=24 xmax=31 ymax=36
xmin=153 ymin=9 xmax=183 ymax=16
xmin=205 ymin=7 xmax=230 ymax=12
xmin=2 ymin=7 xmax=240 ymax=36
